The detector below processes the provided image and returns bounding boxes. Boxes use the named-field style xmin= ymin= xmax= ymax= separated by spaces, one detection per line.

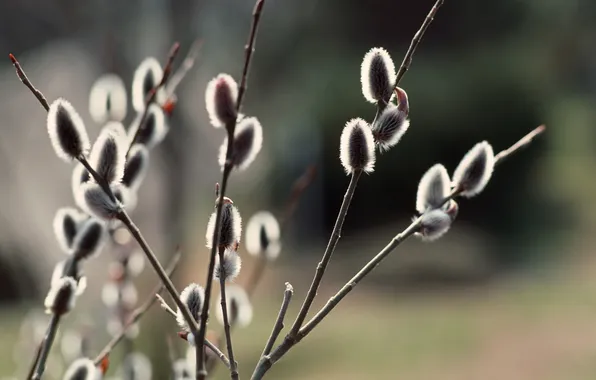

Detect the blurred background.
xmin=0 ymin=0 xmax=595 ymax=379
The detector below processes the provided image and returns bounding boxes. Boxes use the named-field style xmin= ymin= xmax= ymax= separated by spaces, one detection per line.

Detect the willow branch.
xmin=218 ymin=249 xmax=238 ymax=379
xmin=261 ymin=283 xmax=293 ymax=357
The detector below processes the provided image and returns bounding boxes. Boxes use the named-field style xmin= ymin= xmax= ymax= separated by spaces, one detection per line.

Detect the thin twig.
xmin=9 ymin=54 xmax=50 ymax=111
xmin=156 ymin=294 xmax=178 ymax=318
xmin=218 ymin=248 xmax=239 ymax=379
xmin=25 ymin=341 xmax=43 ymax=380
xmin=127 ymin=42 xmax=181 ymax=156
xmin=394 ymin=0 xmax=444 ymax=87
xmin=30 ymin=315 xmax=61 ymax=380
xmin=287 ymin=169 xmax=362 ymax=338
xmin=251 ymin=125 xmax=545 ymax=379
xmin=166 ymin=39 xmax=203 ymax=98
xmin=279 ymin=164 xmax=318 ymax=230
xmin=93 ymin=251 xmax=181 ymax=365
xmin=196 ymin=1 xmax=267 ymax=378
xmin=204 ymin=339 xmax=232 ymax=369
xmin=261 ymin=283 xmax=293 ymax=357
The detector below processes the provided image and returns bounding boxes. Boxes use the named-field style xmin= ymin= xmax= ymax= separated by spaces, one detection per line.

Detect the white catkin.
xmin=71 ymin=218 xmax=107 ymax=260
xmin=245 ymin=211 xmax=282 ymax=260
xmin=88 ymin=74 xmax=128 ymax=124
xmin=122 ymin=144 xmax=150 ymax=192
xmin=360 ymin=47 xmax=396 ymax=104
xmin=339 ymin=118 xmax=376 ymax=174
xmin=80 ymin=183 xmax=121 ymax=220
xmin=53 ymin=207 xmax=89 ymax=253
xmin=214 ymin=249 xmax=242 ymax=282
xmin=218 ymin=116 xmax=263 ymax=171
xmin=417 ymin=209 xmax=452 ymax=242
xmin=62 ymin=358 xmax=99 ymax=380
xmin=44 ymin=276 xmax=77 ymax=315
xmin=372 ymin=103 xmax=410 ymax=152
xmin=452 ymin=141 xmax=495 ymax=198
xmin=127 ymin=105 xmax=168 ymax=149
xmin=89 ymin=122 xmax=128 ymax=184
xmin=205 ymin=73 xmax=238 ymax=128
xmin=176 ymin=283 xmax=205 ymax=332
xmin=132 ymin=57 xmax=163 ymax=112
xmin=205 ymin=203 xmax=242 ymax=249
xmin=47 ymin=98 xmax=90 ymax=161
xmin=215 ymin=284 xmax=253 ymax=327
xmin=416 ymin=164 xmax=451 ymax=214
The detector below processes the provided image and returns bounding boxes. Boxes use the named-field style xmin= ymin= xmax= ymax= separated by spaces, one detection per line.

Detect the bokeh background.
xmin=0 ymin=0 xmax=595 ymax=379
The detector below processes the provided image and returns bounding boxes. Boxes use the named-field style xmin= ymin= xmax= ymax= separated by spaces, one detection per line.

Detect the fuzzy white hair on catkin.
xmin=132 ymin=57 xmax=163 ymax=112
xmin=44 ymin=276 xmax=77 ymax=314
xmin=71 ymin=218 xmax=106 ymax=261
xmin=53 ymin=207 xmax=89 ymax=253
xmin=47 ymin=98 xmax=90 ymax=162
xmin=63 ymin=357 xmax=98 ymax=380
xmin=452 ymin=141 xmax=495 ymax=198
xmin=417 ymin=209 xmax=452 ymax=242
xmin=89 ymin=123 xmax=128 ymax=184
xmin=245 ymin=211 xmax=281 ymax=260
xmin=215 ymin=284 xmax=253 ymax=328
xmin=79 ymin=183 xmax=120 ymax=220
xmin=51 ymin=260 xmax=87 ymax=296
xmin=360 ymin=47 xmax=396 ymax=104
xmin=176 ymin=283 xmax=205 ymax=332
xmin=89 ymin=74 xmax=128 ymax=124
xmin=205 ymin=73 xmax=238 ymax=128
xmin=122 ymin=144 xmax=150 ymax=192
xmin=416 ymin=164 xmax=451 ymax=214
xmin=373 ymin=104 xmax=410 ymax=152
xmin=127 ymin=105 xmax=168 ymax=149
xmin=214 ymin=249 xmax=242 ymax=281
xmin=339 ymin=118 xmax=376 ymax=174
xmin=218 ymin=117 xmax=263 ymax=171
xmin=205 ymin=203 xmax=242 ymax=249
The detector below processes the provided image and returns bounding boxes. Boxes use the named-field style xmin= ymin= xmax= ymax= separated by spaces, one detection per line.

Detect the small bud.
xmin=416 ymin=164 xmax=451 ymax=214
xmin=44 ymin=276 xmax=77 ymax=315
xmin=339 ymin=118 xmax=376 ymax=174
xmin=47 ymin=98 xmax=90 ymax=161
xmin=63 ymin=358 xmax=99 ymax=380
xmin=395 ymin=87 xmax=409 ymax=115
xmin=128 ymin=105 xmax=168 ymax=149
xmin=53 ymin=207 xmax=89 ymax=253
xmin=176 ymin=283 xmax=205 ymax=332
xmin=416 ymin=209 xmax=452 ymax=242
xmin=214 ymin=249 xmax=242 ymax=282
xmin=215 ymin=284 xmax=252 ymax=327
xmin=205 ymin=202 xmax=242 ymax=249
xmin=452 ymin=141 xmax=495 ymax=198
xmin=132 ymin=57 xmax=163 ymax=112
xmin=51 ymin=259 xmax=87 ymax=296
xmin=89 ymin=74 xmax=127 ymax=124
xmin=371 ymin=103 xmax=410 ymax=152
xmin=122 ymin=144 xmax=150 ymax=192
xmin=245 ymin=211 xmax=281 ymax=260
xmin=89 ymin=122 xmax=128 ymax=184
xmin=79 ymin=183 xmax=121 ymax=220
xmin=205 ymin=74 xmax=238 ymax=128
xmin=360 ymin=47 xmax=396 ymax=104
xmin=218 ymin=116 xmax=263 ymax=171
xmin=71 ymin=217 xmax=106 ymax=261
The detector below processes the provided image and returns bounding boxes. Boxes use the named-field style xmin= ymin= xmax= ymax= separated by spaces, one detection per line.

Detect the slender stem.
xmin=261 ymin=283 xmax=293 ymax=357
xmin=166 ymin=39 xmax=203 ymax=98
xmin=251 ymin=126 xmax=546 ymax=379
xmin=31 ymin=315 xmax=61 ymax=380
xmin=127 ymin=42 xmax=181 ymax=156
xmin=156 ymin=294 xmax=179 ymax=318
xmin=9 ymin=53 xmax=50 ymax=111
xmin=288 ymin=169 xmax=362 ymax=337
xmin=218 ymin=248 xmax=239 ymax=379
xmin=394 ymin=0 xmax=444 ymax=87
xmin=25 ymin=342 xmax=43 ymax=380
xmin=204 ymin=339 xmax=232 ymax=369
xmin=196 ymin=2 xmax=267 ymax=376
xmin=93 ymin=251 xmax=181 ymax=365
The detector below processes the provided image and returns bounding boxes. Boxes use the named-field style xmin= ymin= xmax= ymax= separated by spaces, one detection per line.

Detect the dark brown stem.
xmin=127 ymin=42 xmax=181 ymax=156
xmin=394 ymin=0 xmax=444 ymax=87
xmin=30 ymin=315 xmax=61 ymax=380
xmin=9 ymin=54 xmax=50 ymax=111
xmin=251 ymin=126 xmax=545 ymax=379
xmin=218 ymin=248 xmax=239 ymax=379
xmin=287 ymin=169 xmax=362 ymax=337
xmin=261 ymin=283 xmax=293 ymax=357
